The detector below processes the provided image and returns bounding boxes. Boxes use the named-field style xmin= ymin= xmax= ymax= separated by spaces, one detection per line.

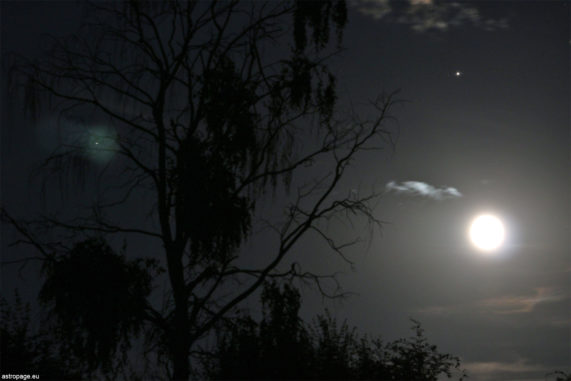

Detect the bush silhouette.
xmin=0 ymin=292 xmax=83 ymax=379
xmin=209 ymin=282 xmax=467 ymax=380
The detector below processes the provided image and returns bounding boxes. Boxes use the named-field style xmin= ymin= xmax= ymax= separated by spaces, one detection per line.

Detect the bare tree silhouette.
xmin=3 ymin=1 xmax=398 ymax=379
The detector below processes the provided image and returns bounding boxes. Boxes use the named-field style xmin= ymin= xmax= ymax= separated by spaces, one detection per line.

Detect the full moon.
xmin=469 ymin=214 xmax=505 ymax=252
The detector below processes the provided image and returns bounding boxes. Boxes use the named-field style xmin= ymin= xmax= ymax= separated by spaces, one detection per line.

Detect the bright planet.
xmin=469 ymin=214 xmax=505 ymax=252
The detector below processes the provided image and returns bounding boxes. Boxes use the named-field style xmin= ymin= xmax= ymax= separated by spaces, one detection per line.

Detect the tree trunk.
xmin=171 ymin=327 xmax=190 ymax=380
xmin=166 ymin=246 xmax=191 ymax=380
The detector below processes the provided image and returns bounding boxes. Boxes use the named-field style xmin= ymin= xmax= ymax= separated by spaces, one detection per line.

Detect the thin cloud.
xmin=477 ymin=287 xmax=566 ymax=315
xmin=356 ymin=0 xmax=391 ymax=19
xmin=464 ymin=358 xmax=546 ymax=376
xmin=385 ymin=180 xmax=462 ymax=200
xmin=353 ymin=0 xmax=508 ymax=32
xmin=418 ymin=287 xmax=568 ymax=316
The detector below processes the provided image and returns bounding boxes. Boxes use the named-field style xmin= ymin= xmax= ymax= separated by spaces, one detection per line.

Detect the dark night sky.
xmin=1 ymin=2 xmax=569 ymax=380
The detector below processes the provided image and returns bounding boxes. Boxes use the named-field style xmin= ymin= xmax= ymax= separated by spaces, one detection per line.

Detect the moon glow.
xmin=84 ymin=126 xmax=118 ymax=164
xmin=469 ymin=214 xmax=505 ymax=252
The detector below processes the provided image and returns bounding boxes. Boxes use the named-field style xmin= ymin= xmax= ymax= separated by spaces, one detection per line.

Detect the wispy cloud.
xmin=353 ymin=0 xmax=508 ymax=32
xmin=385 ymin=180 xmax=462 ymax=200
xmin=464 ymin=358 xmax=546 ymax=377
xmin=418 ymin=287 xmax=568 ymax=317
xmin=477 ymin=287 xmax=566 ymax=315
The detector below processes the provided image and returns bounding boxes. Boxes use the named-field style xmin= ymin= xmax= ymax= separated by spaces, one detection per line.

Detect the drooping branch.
xmin=3 ymin=2 xmax=401 ymax=379
xmin=189 ymin=93 xmax=397 ymax=342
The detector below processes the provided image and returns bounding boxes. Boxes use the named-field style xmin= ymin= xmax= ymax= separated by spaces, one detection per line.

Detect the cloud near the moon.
xmin=417 ymin=287 xmax=568 ymax=317
xmin=353 ymin=0 xmax=508 ymax=32
xmin=385 ymin=180 xmax=462 ymax=200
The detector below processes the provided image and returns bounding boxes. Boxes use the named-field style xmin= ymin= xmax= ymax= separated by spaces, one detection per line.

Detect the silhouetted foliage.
xmin=39 ymin=237 xmax=158 ymax=373
xmin=213 ymin=283 xmax=313 ymax=380
xmin=294 ymin=0 xmax=347 ymax=52
xmin=209 ymin=282 xmax=467 ymax=380
xmin=0 ymin=292 xmax=84 ymax=379
xmin=381 ymin=320 xmax=465 ymax=381
xmin=4 ymin=0 xmax=399 ymax=378
xmin=309 ymin=310 xmax=357 ymax=379
xmin=548 ymin=371 xmax=571 ymax=381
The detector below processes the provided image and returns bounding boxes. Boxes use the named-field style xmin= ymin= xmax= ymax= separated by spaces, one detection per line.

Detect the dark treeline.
xmin=1 ymin=293 xmax=83 ymax=380
xmin=206 ymin=282 xmax=467 ymax=381
xmin=3 ymin=282 xmax=570 ymax=380
xmin=1 ymin=283 xmax=468 ymax=381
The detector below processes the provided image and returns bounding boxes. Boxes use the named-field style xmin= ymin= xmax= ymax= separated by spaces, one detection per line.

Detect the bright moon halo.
xmin=469 ymin=214 xmax=505 ymax=252
xmin=84 ymin=126 xmax=118 ymax=164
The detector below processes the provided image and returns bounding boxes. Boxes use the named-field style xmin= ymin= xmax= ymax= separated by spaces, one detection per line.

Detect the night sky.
xmin=1 ymin=1 xmax=569 ymax=380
